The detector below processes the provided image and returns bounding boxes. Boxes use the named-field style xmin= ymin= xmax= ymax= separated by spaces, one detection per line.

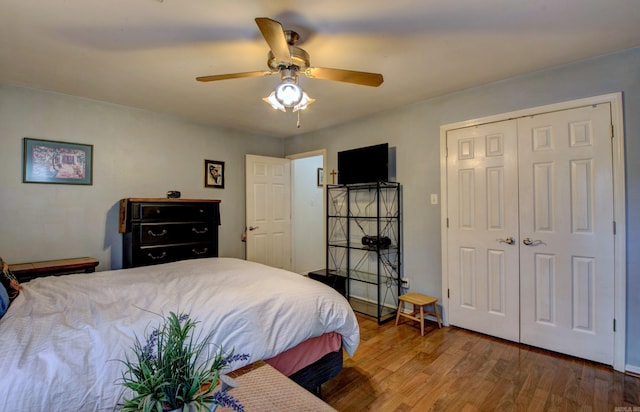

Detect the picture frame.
xmin=23 ymin=138 xmax=93 ymax=185
xmin=317 ymin=168 xmax=324 ymax=187
xmin=205 ymin=159 xmax=225 ymax=189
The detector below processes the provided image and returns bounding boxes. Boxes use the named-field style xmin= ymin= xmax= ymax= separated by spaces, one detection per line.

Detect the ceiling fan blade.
xmin=196 ymin=71 xmax=274 ymax=82
xmin=304 ymin=67 xmax=384 ymax=87
xmin=255 ymin=17 xmax=292 ymax=64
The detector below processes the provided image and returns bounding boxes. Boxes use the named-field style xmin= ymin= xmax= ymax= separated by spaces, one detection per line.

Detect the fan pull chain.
xmin=297 ymin=110 xmax=301 ymax=128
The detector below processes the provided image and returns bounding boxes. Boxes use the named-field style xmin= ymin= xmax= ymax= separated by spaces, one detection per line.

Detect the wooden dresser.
xmin=119 ymin=198 xmax=221 ymax=268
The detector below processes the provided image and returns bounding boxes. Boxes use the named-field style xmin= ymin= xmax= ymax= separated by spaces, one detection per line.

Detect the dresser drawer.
xmin=135 ymin=203 xmax=215 ymax=222
xmin=132 ymin=243 xmax=216 ymax=267
xmin=135 ymin=222 xmax=214 ymax=245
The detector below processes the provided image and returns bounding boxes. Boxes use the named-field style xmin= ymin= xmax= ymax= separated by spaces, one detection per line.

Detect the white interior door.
xmin=446 ymin=103 xmax=615 ymax=364
xmin=446 ymin=120 xmax=520 ymax=342
xmin=518 ymin=103 xmax=614 ymax=364
xmin=245 ymin=154 xmax=292 ymax=270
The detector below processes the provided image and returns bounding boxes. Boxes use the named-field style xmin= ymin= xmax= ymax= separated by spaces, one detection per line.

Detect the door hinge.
xmin=447 ymin=288 xmax=450 ymax=298
xmin=613 ymin=221 xmax=616 ymax=235
xmin=446 ymin=217 xmax=449 ymax=228
xmin=611 ymin=124 xmax=614 ymax=139
xmin=613 ymin=318 xmax=616 ymax=332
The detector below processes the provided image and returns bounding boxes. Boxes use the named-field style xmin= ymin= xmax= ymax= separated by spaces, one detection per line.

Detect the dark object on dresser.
xmin=119 ymin=198 xmax=220 ymax=268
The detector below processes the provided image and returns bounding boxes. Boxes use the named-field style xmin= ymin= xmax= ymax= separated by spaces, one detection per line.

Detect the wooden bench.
xmin=395 ymin=292 xmax=442 ymax=336
xmin=9 ymin=257 xmax=99 ymax=282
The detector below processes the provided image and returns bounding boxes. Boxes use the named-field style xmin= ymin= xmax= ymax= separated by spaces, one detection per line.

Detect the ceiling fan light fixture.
xmin=200 ymin=17 xmax=383 ymax=121
xmin=293 ymin=91 xmax=315 ymax=112
xmin=275 ymin=79 xmax=303 ymax=106
xmin=263 ymin=75 xmax=315 ymax=112
xmin=262 ymin=91 xmax=286 ymax=112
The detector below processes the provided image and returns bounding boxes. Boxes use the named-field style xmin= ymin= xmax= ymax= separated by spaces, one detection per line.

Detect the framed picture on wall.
xmin=23 ymin=138 xmax=93 ymax=185
xmin=205 ymin=159 xmax=225 ymax=189
xmin=317 ymin=168 xmax=324 ymax=187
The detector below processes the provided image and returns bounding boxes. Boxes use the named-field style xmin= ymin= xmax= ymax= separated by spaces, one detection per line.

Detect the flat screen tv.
xmin=338 ymin=143 xmax=389 ymax=185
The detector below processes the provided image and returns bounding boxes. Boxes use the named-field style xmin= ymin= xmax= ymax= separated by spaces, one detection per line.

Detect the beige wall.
xmin=0 ymin=84 xmax=284 ymax=270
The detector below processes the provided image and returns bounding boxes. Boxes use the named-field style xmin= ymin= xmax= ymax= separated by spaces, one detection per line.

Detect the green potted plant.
xmin=118 ymin=311 xmax=247 ymax=412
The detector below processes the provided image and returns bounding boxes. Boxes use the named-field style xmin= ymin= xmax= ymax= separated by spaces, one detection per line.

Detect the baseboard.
xmin=625 ymin=364 xmax=640 ymax=377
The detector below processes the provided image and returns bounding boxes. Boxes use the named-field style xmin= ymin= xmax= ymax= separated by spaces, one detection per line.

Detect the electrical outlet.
xmin=401 ymin=277 xmax=410 ymax=289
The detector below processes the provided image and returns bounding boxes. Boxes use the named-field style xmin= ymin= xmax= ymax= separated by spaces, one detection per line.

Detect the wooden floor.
xmin=322 ymin=314 xmax=640 ymax=411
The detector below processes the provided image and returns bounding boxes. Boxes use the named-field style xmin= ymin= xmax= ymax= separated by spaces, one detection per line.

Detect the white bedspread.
xmin=0 ymin=258 xmax=359 ymax=411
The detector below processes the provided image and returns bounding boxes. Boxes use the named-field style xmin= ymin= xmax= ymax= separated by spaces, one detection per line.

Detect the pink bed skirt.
xmin=264 ymin=332 xmax=342 ymax=376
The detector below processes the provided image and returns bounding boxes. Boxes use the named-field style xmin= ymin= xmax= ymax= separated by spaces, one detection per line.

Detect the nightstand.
xmin=308 ymin=269 xmax=346 ymax=296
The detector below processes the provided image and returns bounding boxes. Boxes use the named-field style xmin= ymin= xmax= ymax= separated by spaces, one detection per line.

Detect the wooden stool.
xmin=395 ymin=292 xmax=442 ymax=336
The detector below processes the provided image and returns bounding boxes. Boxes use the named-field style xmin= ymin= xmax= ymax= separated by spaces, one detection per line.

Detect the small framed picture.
xmin=205 ymin=159 xmax=225 ymax=189
xmin=317 ymin=168 xmax=324 ymax=187
xmin=23 ymin=138 xmax=93 ymax=185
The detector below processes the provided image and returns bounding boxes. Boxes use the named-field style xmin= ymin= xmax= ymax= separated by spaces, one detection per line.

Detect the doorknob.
xmin=522 ymin=237 xmax=542 ymax=246
xmin=248 ymin=226 xmax=259 ymax=231
xmin=497 ymin=237 xmax=515 ymax=245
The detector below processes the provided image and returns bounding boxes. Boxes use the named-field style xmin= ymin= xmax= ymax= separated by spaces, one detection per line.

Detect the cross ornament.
xmin=330 ymin=169 xmax=337 ymax=184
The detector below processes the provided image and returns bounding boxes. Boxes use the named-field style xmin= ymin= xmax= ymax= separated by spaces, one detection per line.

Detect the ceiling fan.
xmin=196 ymin=17 xmax=384 ymax=112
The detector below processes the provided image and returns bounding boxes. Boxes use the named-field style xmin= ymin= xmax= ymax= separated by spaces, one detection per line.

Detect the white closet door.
xmin=445 ymin=103 xmax=615 ymax=365
xmin=446 ymin=120 xmax=520 ymax=342
xmin=518 ymin=103 xmax=614 ymax=364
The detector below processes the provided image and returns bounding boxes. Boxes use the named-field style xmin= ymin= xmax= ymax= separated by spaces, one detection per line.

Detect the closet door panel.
xmin=518 ymin=103 xmax=614 ymax=365
xmin=446 ymin=120 xmax=520 ymax=342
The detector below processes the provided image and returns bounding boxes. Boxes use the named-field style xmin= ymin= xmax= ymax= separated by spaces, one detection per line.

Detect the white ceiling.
xmin=1 ymin=1 xmax=639 ymax=138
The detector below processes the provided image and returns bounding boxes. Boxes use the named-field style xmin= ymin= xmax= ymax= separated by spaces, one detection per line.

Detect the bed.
xmin=0 ymin=257 xmax=359 ymax=411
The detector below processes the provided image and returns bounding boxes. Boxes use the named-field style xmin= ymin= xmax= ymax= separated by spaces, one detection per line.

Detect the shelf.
xmin=331 ymin=268 xmax=397 ymax=285
xmin=328 ymin=215 xmax=399 ymax=219
xmin=328 ymin=242 xmax=399 ymax=252
xmin=349 ymin=297 xmax=397 ymax=323
xmin=328 ymin=181 xmax=400 ymax=191
xmin=326 ymin=181 xmax=401 ymax=325
xmin=350 ymin=269 xmax=392 ymax=285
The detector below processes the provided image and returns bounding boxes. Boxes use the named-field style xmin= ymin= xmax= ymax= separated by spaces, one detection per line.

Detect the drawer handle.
xmin=192 ymin=227 xmax=209 ymax=234
xmin=192 ymin=247 xmax=209 ymax=255
xmin=147 ymin=229 xmax=168 ymax=237
xmin=147 ymin=251 xmax=167 ymax=260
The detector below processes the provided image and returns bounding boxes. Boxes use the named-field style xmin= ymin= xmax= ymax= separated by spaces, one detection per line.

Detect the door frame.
xmin=439 ymin=93 xmax=626 ymax=372
xmin=286 ymin=149 xmax=327 ymax=274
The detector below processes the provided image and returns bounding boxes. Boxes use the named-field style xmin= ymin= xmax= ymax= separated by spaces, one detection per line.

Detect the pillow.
xmin=0 ymin=256 xmax=22 ymax=302
xmin=0 ymin=282 xmax=9 ymax=318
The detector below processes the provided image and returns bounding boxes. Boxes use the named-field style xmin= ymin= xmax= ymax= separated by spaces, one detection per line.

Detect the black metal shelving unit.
xmin=326 ymin=181 xmax=401 ymax=324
